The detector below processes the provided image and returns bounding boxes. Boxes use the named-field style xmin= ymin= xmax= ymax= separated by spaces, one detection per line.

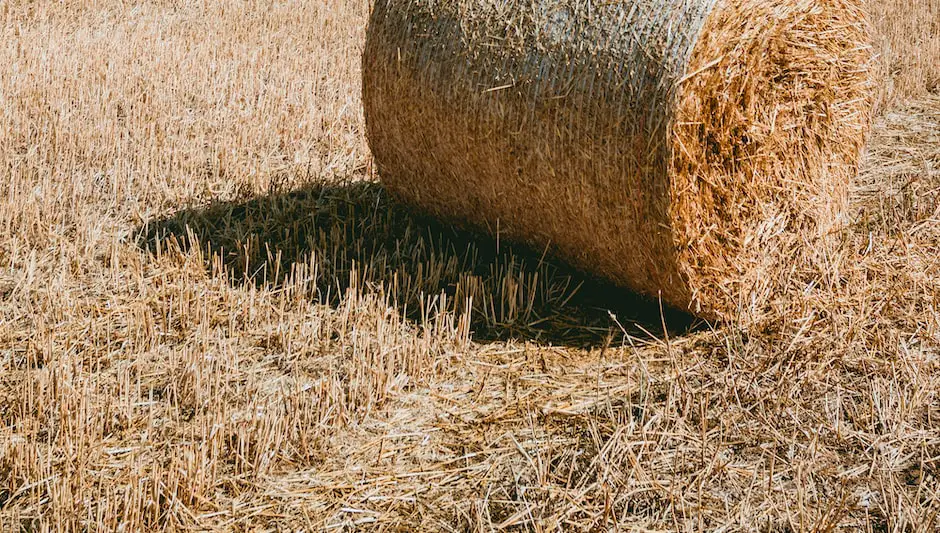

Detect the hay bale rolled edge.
xmin=362 ymin=0 xmax=877 ymax=320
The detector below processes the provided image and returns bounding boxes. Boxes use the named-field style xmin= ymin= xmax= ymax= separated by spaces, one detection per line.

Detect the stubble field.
xmin=1 ymin=0 xmax=939 ymax=531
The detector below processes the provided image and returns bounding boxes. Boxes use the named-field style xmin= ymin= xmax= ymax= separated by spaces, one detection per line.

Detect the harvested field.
xmin=869 ymin=0 xmax=940 ymax=105
xmin=1 ymin=0 xmax=939 ymax=531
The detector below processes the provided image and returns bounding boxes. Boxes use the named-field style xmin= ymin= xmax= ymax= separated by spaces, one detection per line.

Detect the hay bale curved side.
xmin=363 ymin=0 xmax=876 ymax=320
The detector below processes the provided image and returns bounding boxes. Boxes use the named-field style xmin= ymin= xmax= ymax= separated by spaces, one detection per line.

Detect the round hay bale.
xmin=362 ymin=0 xmax=877 ymax=320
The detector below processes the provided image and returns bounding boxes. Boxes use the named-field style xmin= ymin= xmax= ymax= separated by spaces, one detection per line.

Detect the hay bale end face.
xmin=362 ymin=0 xmax=876 ymax=320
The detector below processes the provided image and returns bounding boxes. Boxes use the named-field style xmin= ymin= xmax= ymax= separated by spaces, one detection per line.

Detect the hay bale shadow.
xmin=138 ymin=180 xmax=702 ymax=348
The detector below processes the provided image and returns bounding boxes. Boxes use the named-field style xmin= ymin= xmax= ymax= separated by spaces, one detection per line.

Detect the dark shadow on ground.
xmin=137 ymin=180 xmax=704 ymax=348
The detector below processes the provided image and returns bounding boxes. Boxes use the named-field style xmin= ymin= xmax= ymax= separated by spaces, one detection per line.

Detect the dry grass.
xmin=869 ymin=0 xmax=940 ymax=106
xmin=1 ymin=0 xmax=939 ymax=531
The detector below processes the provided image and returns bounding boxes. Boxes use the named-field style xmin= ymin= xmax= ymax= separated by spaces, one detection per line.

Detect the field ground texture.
xmin=1 ymin=0 xmax=939 ymax=531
